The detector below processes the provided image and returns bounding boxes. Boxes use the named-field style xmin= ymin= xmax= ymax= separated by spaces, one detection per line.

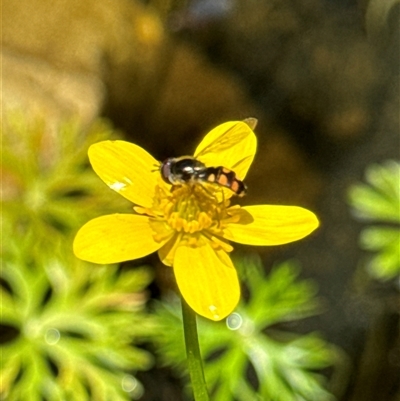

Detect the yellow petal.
xmin=89 ymin=141 xmax=159 ymax=208
xmin=73 ymin=214 xmax=167 ymax=264
xmin=157 ymin=232 xmax=181 ymax=266
xmin=194 ymin=121 xmax=257 ymax=179
xmin=174 ymin=242 xmax=240 ymax=321
xmin=223 ymin=205 xmax=319 ymax=245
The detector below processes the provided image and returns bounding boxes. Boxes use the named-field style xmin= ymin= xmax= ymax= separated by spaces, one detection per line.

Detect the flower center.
xmin=136 ymin=182 xmax=237 ymax=252
xmin=165 ymin=185 xmax=227 ymax=233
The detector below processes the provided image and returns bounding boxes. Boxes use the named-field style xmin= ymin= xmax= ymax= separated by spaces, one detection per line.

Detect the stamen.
xmin=152 ymin=185 xmax=229 ymax=239
xmin=204 ymin=233 xmax=233 ymax=253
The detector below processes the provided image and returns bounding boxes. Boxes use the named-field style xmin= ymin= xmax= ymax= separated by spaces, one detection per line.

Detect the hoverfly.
xmin=159 ymin=118 xmax=257 ymax=197
xmin=160 ymin=156 xmax=247 ymax=197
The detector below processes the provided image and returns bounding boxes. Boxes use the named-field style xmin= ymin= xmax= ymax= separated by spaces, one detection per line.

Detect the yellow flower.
xmin=73 ymin=121 xmax=319 ymax=321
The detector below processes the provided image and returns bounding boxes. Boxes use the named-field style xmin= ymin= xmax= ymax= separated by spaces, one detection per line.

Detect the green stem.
xmin=181 ymin=297 xmax=210 ymax=401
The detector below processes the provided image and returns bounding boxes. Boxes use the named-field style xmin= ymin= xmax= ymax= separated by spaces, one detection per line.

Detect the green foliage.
xmin=1 ymin=114 xmax=156 ymax=400
xmin=2 ymin=113 xmax=130 ymax=250
xmin=1 ymin=243 xmax=154 ymax=400
xmin=348 ymin=160 xmax=400 ymax=280
xmin=155 ymin=256 xmax=335 ymax=401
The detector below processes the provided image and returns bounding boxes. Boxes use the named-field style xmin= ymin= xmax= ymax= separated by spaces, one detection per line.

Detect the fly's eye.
xmin=160 ymin=159 xmax=174 ymax=183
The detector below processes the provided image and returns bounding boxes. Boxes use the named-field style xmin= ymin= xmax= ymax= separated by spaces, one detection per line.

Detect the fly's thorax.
xmin=160 ymin=156 xmax=206 ymax=185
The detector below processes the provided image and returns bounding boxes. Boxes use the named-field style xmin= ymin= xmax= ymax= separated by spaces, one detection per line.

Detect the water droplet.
xmin=226 ymin=312 xmax=242 ymax=330
xmin=45 ymin=328 xmax=60 ymax=345
xmin=110 ymin=181 xmax=126 ymax=191
xmin=121 ymin=375 xmax=144 ymax=399
xmin=208 ymin=305 xmax=220 ymax=320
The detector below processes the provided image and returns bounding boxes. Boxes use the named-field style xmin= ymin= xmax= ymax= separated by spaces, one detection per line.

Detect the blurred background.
xmin=2 ymin=0 xmax=399 ymax=400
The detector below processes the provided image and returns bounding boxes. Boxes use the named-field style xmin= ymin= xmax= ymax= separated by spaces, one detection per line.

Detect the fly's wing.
xmin=194 ymin=120 xmax=257 ymax=180
xmin=243 ymin=117 xmax=258 ymax=130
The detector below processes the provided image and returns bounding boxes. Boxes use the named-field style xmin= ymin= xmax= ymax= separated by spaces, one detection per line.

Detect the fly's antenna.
xmin=151 ymin=162 xmax=161 ymax=173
